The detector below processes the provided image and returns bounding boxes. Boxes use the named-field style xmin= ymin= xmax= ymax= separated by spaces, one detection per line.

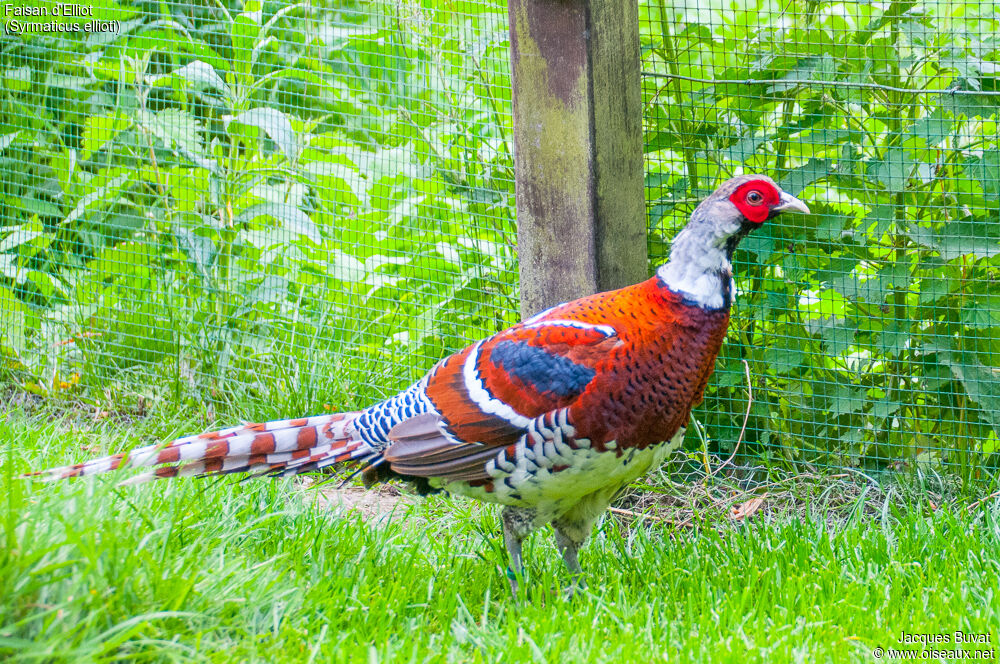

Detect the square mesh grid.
xmin=2 ymin=0 xmax=999 ymax=479
xmin=0 ymin=0 xmax=518 ymax=407
xmin=641 ymin=0 xmax=1000 ymax=477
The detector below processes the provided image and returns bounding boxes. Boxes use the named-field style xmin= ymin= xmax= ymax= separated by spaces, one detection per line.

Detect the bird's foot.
xmin=562 ymin=575 xmax=587 ymax=600
xmin=506 ymin=565 xmax=524 ymax=597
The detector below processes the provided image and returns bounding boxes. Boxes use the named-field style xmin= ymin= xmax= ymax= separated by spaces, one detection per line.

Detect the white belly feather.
xmin=446 ymin=427 xmax=687 ymax=517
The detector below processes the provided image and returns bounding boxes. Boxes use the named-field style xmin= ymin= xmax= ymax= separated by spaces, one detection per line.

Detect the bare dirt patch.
xmin=298 ymin=478 xmax=415 ymax=520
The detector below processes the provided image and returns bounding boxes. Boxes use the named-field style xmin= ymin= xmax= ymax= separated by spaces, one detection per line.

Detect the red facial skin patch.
xmin=729 ymin=179 xmax=780 ymax=224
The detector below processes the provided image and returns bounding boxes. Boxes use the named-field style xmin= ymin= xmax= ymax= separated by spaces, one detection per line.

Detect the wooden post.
xmin=507 ymin=0 xmax=647 ymax=319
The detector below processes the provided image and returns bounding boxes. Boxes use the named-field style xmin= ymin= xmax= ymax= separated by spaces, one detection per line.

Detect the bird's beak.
xmin=772 ymin=191 xmax=811 ymax=215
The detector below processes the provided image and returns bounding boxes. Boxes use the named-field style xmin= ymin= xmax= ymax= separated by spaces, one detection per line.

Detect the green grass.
xmin=3 ymin=402 xmax=1000 ymax=663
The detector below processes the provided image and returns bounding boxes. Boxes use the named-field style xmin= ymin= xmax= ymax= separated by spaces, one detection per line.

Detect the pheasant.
xmin=32 ymin=175 xmax=809 ymax=592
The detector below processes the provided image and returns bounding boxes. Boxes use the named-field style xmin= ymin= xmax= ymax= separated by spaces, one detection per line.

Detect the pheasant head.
xmin=657 ymin=175 xmax=810 ymax=309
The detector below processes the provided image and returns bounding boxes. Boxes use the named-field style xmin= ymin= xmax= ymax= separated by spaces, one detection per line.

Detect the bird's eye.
xmin=746 ymin=190 xmax=764 ymax=205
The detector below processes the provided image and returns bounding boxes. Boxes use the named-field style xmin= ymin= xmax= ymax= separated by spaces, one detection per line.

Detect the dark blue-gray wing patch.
xmin=489 ymin=340 xmax=595 ymax=398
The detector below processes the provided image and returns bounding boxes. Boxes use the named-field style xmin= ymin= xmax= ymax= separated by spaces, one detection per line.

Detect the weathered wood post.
xmin=507 ymin=0 xmax=647 ymax=318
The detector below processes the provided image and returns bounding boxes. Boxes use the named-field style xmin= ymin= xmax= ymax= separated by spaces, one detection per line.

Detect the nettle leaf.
xmin=836 ymin=262 xmax=910 ymax=305
xmin=88 ymin=241 xmax=156 ymax=282
xmin=917 ymin=276 xmax=952 ymax=304
xmin=813 ymin=254 xmax=859 ymax=285
xmin=235 ymin=203 xmax=320 ymax=244
xmin=0 ymin=254 xmax=21 ymax=283
xmin=62 ymin=173 xmax=130 ymax=227
xmin=233 ymin=12 xmax=262 ymax=56
xmin=231 ymin=8 xmax=262 ymax=83
xmin=882 ymin=261 xmax=911 ymax=289
xmin=2 ymin=67 xmax=30 ymax=93
xmin=966 ymin=150 xmax=1000 ymax=201
xmin=225 ymin=108 xmax=297 ymax=161
xmin=0 ymin=220 xmax=47 ymax=253
xmin=81 ymin=111 xmax=131 ymax=161
xmin=175 ymin=227 xmax=216 ymax=281
xmin=24 ymin=269 xmax=61 ymax=300
xmin=721 ymin=133 xmax=770 ymax=164
xmin=830 ymin=270 xmax=887 ymax=304
xmin=0 ymin=285 xmax=28 ymax=357
xmin=941 ymin=91 xmax=1000 ymax=120
xmin=908 ymin=109 xmax=952 ymax=146
xmin=922 ymin=362 xmax=956 ymax=391
xmin=260 ymin=2 xmax=306 ymax=44
xmin=241 ymin=229 xmax=287 ymax=251
xmin=871 ymin=398 xmax=902 ymax=420
xmin=873 ymin=147 xmax=915 ymax=193
xmin=141 ymin=108 xmax=203 ymax=156
xmin=909 ymin=219 xmax=1000 ymax=261
xmin=149 ymin=60 xmax=230 ymax=97
xmin=828 ymin=383 xmax=869 ymax=418
xmin=926 ymin=343 xmax=1000 ymax=437
xmin=678 ymin=21 xmax=714 ymax=43
xmin=762 ymin=331 xmax=807 ymax=375
xmin=863 ymin=204 xmax=897 ymax=240
xmin=875 ymin=323 xmax=911 ymax=357
xmin=907 ymin=223 xmax=937 ymax=251
xmin=839 ymin=428 xmax=866 ymax=449
xmin=961 ymin=300 xmax=1000 ymax=329
xmin=20 ymin=197 xmax=60 ymax=219
xmin=804 ymin=315 xmax=857 ymax=351
xmin=766 ymin=55 xmax=836 ymax=93
xmin=327 ymin=248 xmax=366 ymax=283
xmin=779 ymin=158 xmax=833 ymax=195
xmin=0 ymin=131 xmax=19 ymax=154
xmin=813 ymin=213 xmax=852 ymax=242
xmin=247 ymin=274 xmax=287 ymax=306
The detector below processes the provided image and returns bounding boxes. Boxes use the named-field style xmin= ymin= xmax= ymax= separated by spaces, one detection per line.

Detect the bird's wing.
xmin=383 ymin=314 xmax=621 ymax=482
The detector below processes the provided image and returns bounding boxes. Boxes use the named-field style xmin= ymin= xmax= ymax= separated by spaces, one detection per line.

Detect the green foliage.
xmin=642 ymin=0 xmax=1000 ymax=479
xmin=0 ymin=0 xmax=517 ymax=404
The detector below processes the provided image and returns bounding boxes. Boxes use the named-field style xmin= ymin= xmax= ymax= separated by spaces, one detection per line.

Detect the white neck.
xmin=655 ymin=225 xmax=736 ymax=310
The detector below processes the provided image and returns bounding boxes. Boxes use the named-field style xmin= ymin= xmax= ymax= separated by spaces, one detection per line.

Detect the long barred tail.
xmin=28 ymin=412 xmax=375 ymax=485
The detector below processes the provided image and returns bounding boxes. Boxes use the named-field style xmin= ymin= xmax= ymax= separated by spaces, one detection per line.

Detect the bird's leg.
xmin=501 ymin=506 xmax=536 ymax=596
xmin=502 ymin=525 xmax=524 ymax=595
xmin=552 ymin=518 xmax=592 ymax=598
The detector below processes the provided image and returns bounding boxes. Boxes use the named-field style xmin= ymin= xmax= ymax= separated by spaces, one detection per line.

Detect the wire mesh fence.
xmin=2 ymin=0 xmax=999 ymax=479
xmin=0 ymin=0 xmax=518 ymax=408
xmin=641 ymin=0 xmax=1000 ymax=479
